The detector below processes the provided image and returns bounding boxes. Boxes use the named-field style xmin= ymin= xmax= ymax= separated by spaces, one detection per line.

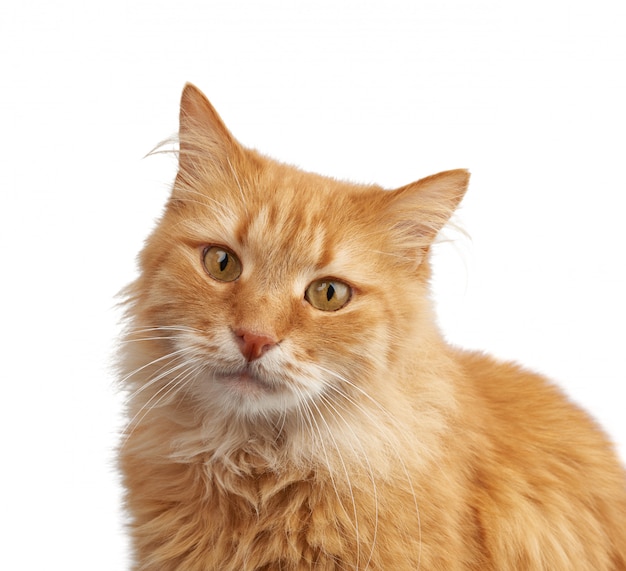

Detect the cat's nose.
xmin=234 ymin=328 xmax=278 ymax=361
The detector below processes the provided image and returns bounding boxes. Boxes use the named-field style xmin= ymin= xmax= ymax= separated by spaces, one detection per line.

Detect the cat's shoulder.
xmin=454 ymin=348 xmax=617 ymax=462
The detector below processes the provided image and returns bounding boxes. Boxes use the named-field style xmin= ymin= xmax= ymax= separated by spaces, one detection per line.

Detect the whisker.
xmin=318 ymin=366 xmax=423 ymax=569
xmin=122 ymin=325 xmax=203 ymax=338
xmin=292 ymin=386 xmax=352 ymax=550
xmin=273 ymin=403 xmax=288 ymax=440
xmin=119 ymin=347 xmax=191 ymax=392
xmin=306 ymin=394 xmax=362 ymax=569
xmin=318 ymin=391 xmax=379 ymax=570
xmin=120 ymin=335 xmax=176 ymax=344
xmin=121 ymin=357 xmax=202 ymax=448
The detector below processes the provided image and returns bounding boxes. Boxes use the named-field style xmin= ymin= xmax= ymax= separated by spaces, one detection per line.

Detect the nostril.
xmin=234 ymin=328 xmax=278 ymax=361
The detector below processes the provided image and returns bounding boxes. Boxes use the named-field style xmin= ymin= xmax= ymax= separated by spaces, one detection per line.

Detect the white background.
xmin=1 ymin=1 xmax=624 ymax=568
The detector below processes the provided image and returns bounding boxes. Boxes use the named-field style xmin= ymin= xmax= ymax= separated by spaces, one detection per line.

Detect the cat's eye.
xmin=305 ymin=279 xmax=352 ymax=311
xmin=202 ymin=246 xmax=242 ymax=282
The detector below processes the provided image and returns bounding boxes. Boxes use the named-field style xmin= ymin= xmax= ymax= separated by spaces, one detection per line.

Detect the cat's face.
xmin=126 ymin=84 xmax=468 ymax=423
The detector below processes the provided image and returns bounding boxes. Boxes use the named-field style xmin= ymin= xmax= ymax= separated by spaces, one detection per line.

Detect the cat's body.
xmin=119 ymin=84 xmax=626 ymax=570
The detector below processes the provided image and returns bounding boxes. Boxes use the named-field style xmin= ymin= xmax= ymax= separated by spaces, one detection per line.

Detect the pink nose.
xmin=234 ymin=329 xmax=278 ymax=361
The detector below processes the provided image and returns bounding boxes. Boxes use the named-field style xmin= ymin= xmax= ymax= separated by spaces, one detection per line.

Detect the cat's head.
xmin=123 ymin=84 xmax=468 ymax=428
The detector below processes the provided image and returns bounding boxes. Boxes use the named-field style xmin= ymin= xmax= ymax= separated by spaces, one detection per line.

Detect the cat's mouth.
xmin=215 ymin=368 xmax=277 ymax=394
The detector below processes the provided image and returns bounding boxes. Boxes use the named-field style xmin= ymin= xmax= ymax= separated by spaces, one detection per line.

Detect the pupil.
xmin=326 ymin=283 xmax=335 ymax=301
xmin=219 ymin=252 xmax=228 ymax=272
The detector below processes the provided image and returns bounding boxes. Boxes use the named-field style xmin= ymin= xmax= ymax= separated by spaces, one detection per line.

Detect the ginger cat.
xmin=119 ymin=83 xmax=626 ymax=570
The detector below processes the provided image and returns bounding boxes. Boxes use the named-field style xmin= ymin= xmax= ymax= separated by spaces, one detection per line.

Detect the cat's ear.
xmin=178 ymin=83 xmax=239 ymax=171
xmin=383 ymin=169 xmax=469 ymax=265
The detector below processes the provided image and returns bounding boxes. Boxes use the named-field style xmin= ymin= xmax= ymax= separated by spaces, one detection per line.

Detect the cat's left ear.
xmin=383 ymin=169 xmax=469 ymax=264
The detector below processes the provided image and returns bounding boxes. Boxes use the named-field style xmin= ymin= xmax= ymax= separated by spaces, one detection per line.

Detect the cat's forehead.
xmin=171 ymin=157 xmax=389 ymax=283
xmin=236 ymin=188 xmax=357 ymax=271
xmin=228 ymin=170 xmax=380 ymax=281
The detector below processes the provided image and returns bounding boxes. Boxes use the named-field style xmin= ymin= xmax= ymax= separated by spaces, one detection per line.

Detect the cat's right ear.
xmin=178 ymin=83 xmax=239 ymax=172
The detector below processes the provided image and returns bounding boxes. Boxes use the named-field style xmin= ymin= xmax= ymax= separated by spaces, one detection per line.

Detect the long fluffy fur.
xmin=119 ymin=84 xmax=626 ymax=570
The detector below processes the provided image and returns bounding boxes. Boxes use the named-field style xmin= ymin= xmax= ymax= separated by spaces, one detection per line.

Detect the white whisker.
xmin=306 ymin=394 xmax=362 ymax=569
xmin=317 ymin=390 xmax=379 ymax=570
xmin=121 ymin=355 xmax=203 ymax=448
xmin=120 ymin=347 xmax=190 ymax=393
xmin=292 ymin=385 xmax=353 ymax=552
xmin=318 ymin=365 xmax=423 ymax=569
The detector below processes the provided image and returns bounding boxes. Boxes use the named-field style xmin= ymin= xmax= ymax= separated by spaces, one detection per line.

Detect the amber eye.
xmin=202 ymin=246 xmax=242 ymax=282
xmin=305 ymin=279 xmax=351 ymax=311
